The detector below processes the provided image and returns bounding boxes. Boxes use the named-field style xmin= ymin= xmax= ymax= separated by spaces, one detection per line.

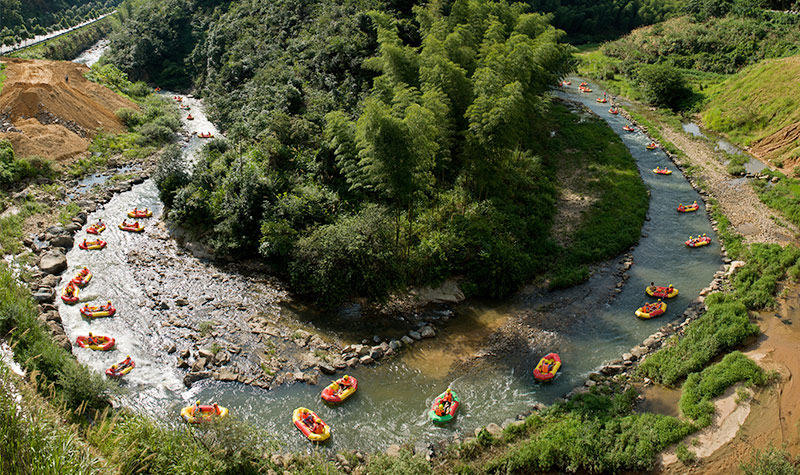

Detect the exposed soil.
xmin=751 ymin=121 xmax=800 ymax=172
xmin=671 ymin=286 xmax=800 ymax=473
xmin=654 ymin=121 xmax=797 ymax=245
xmin=0 ymin=57 xmax=134 ymax=162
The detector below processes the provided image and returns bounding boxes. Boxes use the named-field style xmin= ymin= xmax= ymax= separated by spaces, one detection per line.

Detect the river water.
xmin=54 ymin=74 xmax=721 ymax=452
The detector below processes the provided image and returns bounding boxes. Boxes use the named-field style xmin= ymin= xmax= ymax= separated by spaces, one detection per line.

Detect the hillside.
xmin=702 ymin=55 xmax=800 ymax=172
xmin=0 ymin=57 xmax=134 ymax=162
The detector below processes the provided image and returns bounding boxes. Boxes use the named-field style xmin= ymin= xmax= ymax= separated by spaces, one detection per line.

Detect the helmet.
xmin=446 ymin=388 xmax=451 ymax=393
xmin=111 ymin=365 xmax=117 ymax=369
xmin=196 ymin=400 xmax=200 ymax=405
xmin=88 ymin=332 xmax=93 ymax=336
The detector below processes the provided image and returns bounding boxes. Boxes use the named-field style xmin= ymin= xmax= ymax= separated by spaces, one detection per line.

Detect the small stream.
xmin=681 ymin=122 xmax=768 ymax=174
xmin=53 ymin=73 xmax=721 ymax=452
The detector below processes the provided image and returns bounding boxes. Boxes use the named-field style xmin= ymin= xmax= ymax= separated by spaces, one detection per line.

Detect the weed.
xmin=675 ymin=443 xmax=696 ymax=465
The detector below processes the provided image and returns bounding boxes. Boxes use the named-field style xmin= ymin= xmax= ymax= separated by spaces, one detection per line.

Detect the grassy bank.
xmin=0 ymin=264 xmax=110 ymax=414
xmin=545 ymin=101 xmax=648 ymax=288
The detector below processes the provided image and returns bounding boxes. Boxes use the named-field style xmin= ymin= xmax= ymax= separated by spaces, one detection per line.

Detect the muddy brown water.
xmin=54 ymin=77 xmax=722 ymax=452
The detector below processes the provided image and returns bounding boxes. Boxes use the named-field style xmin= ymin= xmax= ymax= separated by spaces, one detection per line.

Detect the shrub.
xmin=153 ymin=144 xmax=188 ymax=207
xmin=636 ymin=63 xmax=692 ymax=110
xmin=116 ymin=107 xmax=143 ymax=128
xmin=679 ymin=351 xmax=766 ymax=427
xmin=675 ymin=443 xmax=696 ymax=465
xmin=741 ymin=444 xmax=800 ymax=475
xmin=289 ymin=204 xmax=402 ymax=307
xmin=136 ymin=123 xmax=174 ymax=146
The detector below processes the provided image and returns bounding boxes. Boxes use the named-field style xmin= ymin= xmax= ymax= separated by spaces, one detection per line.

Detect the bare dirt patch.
xmin=0 ymin=57 xmax=135 ymax=163
xmin=751 ymin=121 xmax=800 ymax=172
xmin=550 ymin=148 xmax=599 ymax=247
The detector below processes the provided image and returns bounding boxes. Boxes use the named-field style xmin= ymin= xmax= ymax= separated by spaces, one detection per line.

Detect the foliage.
xmin=545 ymin=104 xmax=648 ymax=288
xmin=289 ymin=204 xmax=402 ymax=307
xmin=484 ymin=389 xmax=695 ymax=473
xmin=8 ymin=15 xmax=113 ymax=61
xmin=0 ymin=0 xmax=120 ymax=47
xmin=366 ymin=449 xmax=432 ymax=475
xmin=678 ymin=351 xmax=767 ymax=426
xmin=153 ymin=144 xmax=188 ymax=207
xmin=740 ymin=444 xmax=800 ymax=475
xmin=153 ymin=0 xmax=582 ymax=305
xmin=0 ymin=140 xmax=55 ymax=188
xmin=751 ymin=172 xmax=800 ymax=230
xmin=635 ymin=63 xmax=692 ymax=110
xmin=0 ymin=264 xmax=112 ymax=413
xmin=0 ymin=366 xmax=101 ymax=475
xmin=603 ymin=14 xmax=800 ymax=75
xmin=526 ymin=0 xmax=683 ymax=44
xmin=87 ymin=412 xmax=278 ymax=474
xmin=675 ymin=442 xmax=696 ymax=465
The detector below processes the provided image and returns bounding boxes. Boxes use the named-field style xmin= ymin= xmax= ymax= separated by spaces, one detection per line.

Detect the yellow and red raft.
xmin=686 ymin=235 xmax=712 ymax=248
xmin=533 ymin=352 xmax=561 ymax=382
xmin=61 ymin=281 xmax=80 ymax=304
xmin=80 ymin=302 xmax=116 ymax=318
xmin=635 ymin=301 xmax=666 ymax=319
xmin=181 ymin=404 xmax=229 ymax=424
xmin=292 ymin=407 xmax=330 ymax=442
xmin=71 ymin=267 xmax=92 ymax=287
xmin=321 ymin=375 xmax=358 ymax=404
xmin=76 ymin=335 xmax=115 ymax=351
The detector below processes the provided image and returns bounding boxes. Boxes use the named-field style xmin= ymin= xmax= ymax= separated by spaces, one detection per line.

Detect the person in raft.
xmin=330 ymin=381 xmax=340 ymax=395
xmin=435 ymin=403 xmax=446 ymax=416
xmin=65 ymin=284 xmax=76 ymax=297
xmin=118 ymin=355 xmax=133 ymax=370
xmin=86 ymin=332 xmax=97 ymax=345
xmin=439 ymin=388 xmax=454 ymax=412
xmin=302 ymin=410 xmax=323 ymax=433
xmin=340 ymin=375 xmax=352 ymax=389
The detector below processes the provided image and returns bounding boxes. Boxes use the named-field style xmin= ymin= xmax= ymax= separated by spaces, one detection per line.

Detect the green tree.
xmin=636 ymin=63 xmax=692 ymax=110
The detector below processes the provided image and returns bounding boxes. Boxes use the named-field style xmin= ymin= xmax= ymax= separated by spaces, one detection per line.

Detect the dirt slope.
xmin=0 ymin=57 xmax=135 ymax=162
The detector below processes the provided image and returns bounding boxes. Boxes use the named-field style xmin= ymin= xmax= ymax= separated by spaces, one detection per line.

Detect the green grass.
xmin=751 ymin=170 xmax=800 ymax=229
xmin=545 ymin=102 xmax=648 ymax=288
xmin=0 ymin=264 xmax=111 ymax=414
xmin=0 ymin=365 xmax=103 ymax=475
xmin=0 ymin=199 xmax=45 ymax=255
xmin=741 ymin=444 xmax=800 ymax=475
xmin=679 ymin=351 xmax=767 ymax=426
xmin=702 ymin=56 xmax=800 ymax=166
xmin=482 ymin=388 xmax=696 ymax=473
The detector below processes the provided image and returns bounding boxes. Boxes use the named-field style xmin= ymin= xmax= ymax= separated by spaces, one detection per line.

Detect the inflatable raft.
xmin=428 ymin=389 xmax=460 ymax=423
xmin=609 ymin=107 xmax=620 ymax=115
xmin=181 ymin=404 xmax=229 ymax=424
xmin=198 ymin=132 xmax=214 ymax=138
xmin=646 ymin=143 xmax=658 ymax=150
xmin=118 ymin=222 xmax=144 ymax=232
xmin=71 ymin=267 xmax=92 ymax=287
xmin=321 ymin=375 xmax=358 ymax=403
xmin=686 ymin=235 xmax=711 ymax=248
xmin=105 ymin=357 xmax=135 ymax=378
xmin=86 ymin=222 xmax=106 ymax=234
xmin=80 ymin=302 xmax=116 ymax=318
xmin=636 ymin=301 xmax=666 ymax=319
xmin=533 ymin=353 xmax=561 ymax=381
xmin=596 ymin=97 xmax=607 ymax=103
xmin=653 ymin=167 xmax=672 ymax=175
xmin=677 ymin=203 xmax=699 ymax=213
xmin=79 ymin=239 xmax=106 ymax=250
xmin=646 ymin=285 xmax=678 ymax=299
xmin=61 ymin=282 xmax=80 ymax=304
xmin=127 ymin=209 xmax=152 ymax=218
xmin=187 ymin=114 xmax=194 ymax=120
xmin=623 ymin=125 xmax=635 ymax=132
xmin=76 ymin=335 xmax=115 ymax=351
xmin=293 ymin=408 xmax=330 ymax=442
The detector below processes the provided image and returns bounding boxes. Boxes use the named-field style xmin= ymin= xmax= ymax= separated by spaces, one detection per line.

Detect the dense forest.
xmin=0 ymin=0 xmax=121 ymax=46
xmin=110 ymin=0 xmax=581 ymax=306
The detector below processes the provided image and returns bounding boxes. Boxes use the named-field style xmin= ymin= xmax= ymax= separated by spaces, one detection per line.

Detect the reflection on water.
xmin=55 ymin=78 xmax=722 ymax=453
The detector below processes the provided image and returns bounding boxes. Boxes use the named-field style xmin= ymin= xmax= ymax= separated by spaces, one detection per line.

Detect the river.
xmin=54 ymin=71 xmax=721 ymax=452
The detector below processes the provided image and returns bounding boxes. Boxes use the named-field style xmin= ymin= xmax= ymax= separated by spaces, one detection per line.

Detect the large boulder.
xmin=38 ymin=251 xmax=67 ymax=275
xmin=49 ymin=235 xmax=74 ymax=249
xmin=32 ymin=288 xmax=55 ymax=303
